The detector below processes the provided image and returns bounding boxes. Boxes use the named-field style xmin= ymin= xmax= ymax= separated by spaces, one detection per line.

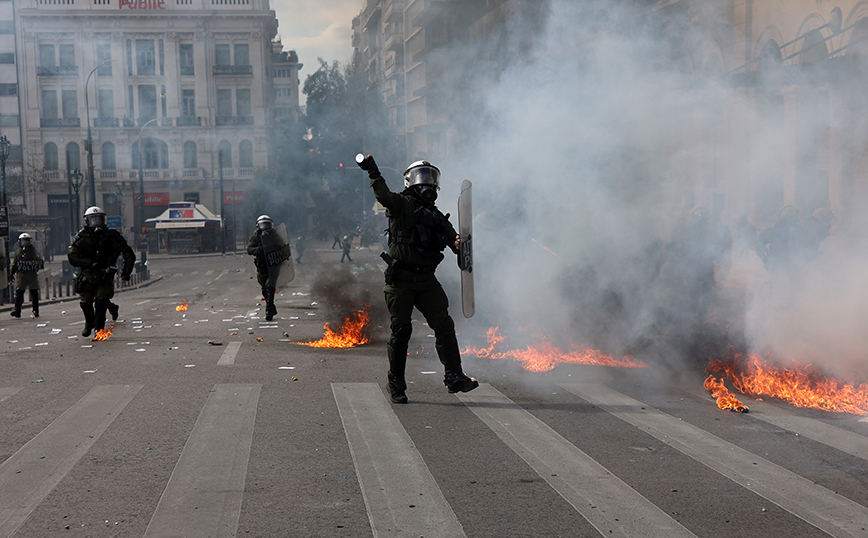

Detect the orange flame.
xmin=704 ymin=375 xmax=749 ymax=413
xmin=707 ymin=351 xmax=868 ymax=415
xmin=462 ymin=326 xmax=648 ymax=373
xmin=295 ymin=307 xmax=371 ymax=348
xmin=176 ymin=301 xmax=188 ymax=312
xmin=92 ymin=328 xmax=113 ymax=341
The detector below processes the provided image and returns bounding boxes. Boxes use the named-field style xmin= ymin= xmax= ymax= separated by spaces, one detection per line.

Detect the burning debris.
xmin=704 ymin=375 xmax=749 ymax=413
xmin=706 ymin=351 xmax=868 ymax=415
xmin=176 ymin=301 xmax=189 ymax=312
xmin=462 ymin=326 xmax=649 ymax=373
xmin=295 ymin=308 xmax=371 ymax=349
xmin=92 ymin=328 xmax=113 ymax=342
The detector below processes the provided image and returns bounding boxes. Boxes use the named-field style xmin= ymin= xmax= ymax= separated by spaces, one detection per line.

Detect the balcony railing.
xmin=213 ymin=65 xmax=252 ymax=76
xmin=45 ymin=171 xmax=60 ymax=180
xmin=41 ymin=117 xmax=81 ymax=128
xmin=94 ymin=117 xmax=119 ymax=127
xmin=123 ymin=117 xmax=135 ymax=127
xmin=215 ymin=116 xmax=253 ymax=126
xmin=239 ymin=168 xmax=254 ymax=177
xmin=183 ymin=169 xmax=200 ymax=177
xmin=176 ymin=116 xmax=202 ymax=126
xmin=100 ymin=170 xmax=117 ymax=179
xmin=37 ymin=66 xmax=78 ymax=77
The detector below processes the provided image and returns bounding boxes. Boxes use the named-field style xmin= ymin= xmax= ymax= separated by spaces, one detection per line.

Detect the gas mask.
xmin=415 ymin=184 xmax=438 ymax=204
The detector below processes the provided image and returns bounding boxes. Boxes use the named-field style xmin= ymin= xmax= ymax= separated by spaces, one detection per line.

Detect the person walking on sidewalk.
xmin=9 ymin=233 xmax=44 ymax=318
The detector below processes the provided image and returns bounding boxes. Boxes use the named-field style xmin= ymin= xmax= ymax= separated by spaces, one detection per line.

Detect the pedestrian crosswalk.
xmin=1 ymin=381 xmax=867 ymax=537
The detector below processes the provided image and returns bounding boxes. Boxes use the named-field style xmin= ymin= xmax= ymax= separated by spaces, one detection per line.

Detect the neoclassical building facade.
xmin=13 ymin=0 xmax=300 ymax=252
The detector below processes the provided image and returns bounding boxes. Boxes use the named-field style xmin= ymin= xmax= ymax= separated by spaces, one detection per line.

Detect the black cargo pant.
xmin=384 ymin=270 xmax=462 ymax=381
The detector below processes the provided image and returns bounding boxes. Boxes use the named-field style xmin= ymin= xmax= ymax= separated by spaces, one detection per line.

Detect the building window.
xmin=215 ymin=44 xmax=231 ymax=67
xmin=133 ymin=139 xmax=169 ymax=169
xmin=183 ymin=141 xmax=197 ymax=168
xmin=0 ymin=53 xmax=14 ymax=64
xmin=59 ymin=44 xmax=75 ymax=67
xmin=158 ymin=39 xmax=164 ymax=76
xmin=179 ymin=44 xmax=194 ymax=75
xmin=0 ymin=115 xmax=20 ymax=127
xmin=181 ymin=89 xmax=196 ymax=116
xmin=0 ymin=21 xmax=14 ymax=34
xmin=42 ymin=90 xmax=58 ymax=118
xmin=0 ymin=83 xmax=16 ymax=96
xmin=218 ymin=140 xmax=232 ymax=167
xmin=236 ymin=88 xmax=251 ymax=117
xmin=44 ymin=143 xmax=59 ymax=170
xmin=98 ymin=89 xmax=114 ymax=118
xmin=136 ymin=40 xmax=155 ymax=76
xmin=39 ymin=44 xmax=55 ymax=67
xmin=138 ymin=85 xmax=156 ymax=121
xmin=66 ymin=142 xmax=81 ymax=170
xmin=101 ymin=142 xmax=116 ymax=169
xmin=96 ymin=44 xmax=112 ymax=75
xmin=275 ymin=87 xmax=292 ymax=97
xmin=62 ymin=90 xmax=78 ymax=119
xmin=234 ymin=44 xmax=249 ymax=66
xmin=161 ymin=84 xmax=167 ymax=117
xmin=126 ymin=40 xmax=133 ymax=76
xmin=239 ymin=140 xmax=253 ymax=168
xmin=216 ymin=89 xmax=232 ymax=116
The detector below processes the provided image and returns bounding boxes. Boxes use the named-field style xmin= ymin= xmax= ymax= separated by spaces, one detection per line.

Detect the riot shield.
xmin=261 ymin=223 xmax=295 ymax=287
xmin=458 ymin=180 xmax=474 ymax=318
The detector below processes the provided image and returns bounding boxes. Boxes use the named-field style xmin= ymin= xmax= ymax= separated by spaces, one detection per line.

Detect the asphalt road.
xmin=1 ymin=242 xmax=867 ymax=538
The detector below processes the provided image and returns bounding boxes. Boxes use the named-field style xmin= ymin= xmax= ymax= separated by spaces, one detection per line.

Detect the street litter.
xmin=185 ymin=364 xmax=195 ymax=368
xmin=83 ymin=370 xmax=97 ymax=374
xmin=32 ymin=378 xmax=43 ymax=383
xmin=278 ymin=366 xmax=296 ymax=370
xmin=208 ymin=340 xmax=223 ymax=345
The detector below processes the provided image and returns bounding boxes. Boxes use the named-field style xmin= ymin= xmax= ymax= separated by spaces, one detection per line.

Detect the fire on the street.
xmin=295 ymin=307 xmax=371 ymax=348
xmin=462 ymin=326 xmax=649 ymax=373
xmin=706 ymin=350 xmax=868 ymax=415
xmin=176 ymin=301 xmax=188 ymax=312
xmin=704 ymin=375 xmax=749 ymax=413
xmin=92 ymin=328 xmax=113 ymax=341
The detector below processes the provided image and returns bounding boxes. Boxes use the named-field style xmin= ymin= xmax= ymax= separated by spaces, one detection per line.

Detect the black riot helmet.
xmin=404 ymin=160 xmax=440 ymax=204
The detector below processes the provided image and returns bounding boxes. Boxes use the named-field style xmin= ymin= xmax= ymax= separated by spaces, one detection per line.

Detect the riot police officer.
xmin=758 ymin=205 xmax=802 ymax=277
xmin=247 ymin=215 xmax=279 ymax=321
xmin=357 ymin=154 xmax=478 ymax=403
xmin=68 ymin=206 xmax=136 ymax=337
xmin=10 ymin=233 xmax=44 ymax=318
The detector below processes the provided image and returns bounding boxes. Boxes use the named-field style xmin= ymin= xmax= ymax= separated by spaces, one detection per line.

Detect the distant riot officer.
xmin=340 ymin=235 xmax=353 ymax=263
xmin=247 ymin=215 xmax=279 ymax=321
xmin=801 ymin=207 xmax=838 ymax=263
xmin=10 ymin=233 xmax=44 ymax=318
xmin=68 ymin=206 xmax=136 ymax=337
xmin=357 ymin=154 xmax=479 ymax=403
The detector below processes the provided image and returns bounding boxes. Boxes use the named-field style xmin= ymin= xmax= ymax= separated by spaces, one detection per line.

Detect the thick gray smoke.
xmin=425 ymin=1 xmax=868 ymax=379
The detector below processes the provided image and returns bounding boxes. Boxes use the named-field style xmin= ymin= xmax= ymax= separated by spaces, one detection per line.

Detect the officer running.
xmin=357 ymin=153 xmax=478 ymax=403
xmin=68 ymin=206 xmax=136 ymax=337
xmin=247 ymin=215 xmax=280 ymax=321
xmin=9 ymin=233 xmax=44 ymax=318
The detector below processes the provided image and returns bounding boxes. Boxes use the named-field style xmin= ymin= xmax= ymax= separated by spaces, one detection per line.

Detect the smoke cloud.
xmin=421 ymin=0 xmax=868 ymax=379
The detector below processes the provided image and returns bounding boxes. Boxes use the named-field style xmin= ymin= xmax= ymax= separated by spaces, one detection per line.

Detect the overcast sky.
xmin=271 ymin=0 xmax=362 ymax=99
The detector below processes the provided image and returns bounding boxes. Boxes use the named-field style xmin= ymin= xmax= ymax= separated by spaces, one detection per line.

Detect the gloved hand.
xmin=355 ymin=153 xmax=380 ymax=179
xmin=121 ymin=273 xmax=131 ymax=282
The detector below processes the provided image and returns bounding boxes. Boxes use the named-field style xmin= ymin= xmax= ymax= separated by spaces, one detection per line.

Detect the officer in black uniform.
xmin=357 ymin=153 xmax=478 ymax=403
xmin=10 ymin=233 xmax=44 ymax=318
xmin=757 ymin=205 xmax=802 ymax=277
xmin=68 ymin=206 xmax=136 ymax=337
xmin=247 ymin=215 xmax=279 ymax=321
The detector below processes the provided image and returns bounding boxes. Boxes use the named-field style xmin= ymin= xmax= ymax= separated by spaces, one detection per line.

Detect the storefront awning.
xmin=145 ymin=202 xmax=222 ymax=230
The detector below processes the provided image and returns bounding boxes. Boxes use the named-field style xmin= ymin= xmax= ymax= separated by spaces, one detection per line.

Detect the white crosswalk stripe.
xmin=561 ymin=383 xmax=868 ymax=538
xmin=143 ymin=384 xmax=260 ymax=538
xmin=0 ymin=385 xmax=143 ymax=537
xmin=0 ymin=388 xmax=20 ymax=404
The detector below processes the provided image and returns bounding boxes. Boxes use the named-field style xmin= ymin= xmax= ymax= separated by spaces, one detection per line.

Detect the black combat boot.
xmin=444 ymin=372 xmax=479 ymax=394
xmin=10 ymin=290 xmax=24 ymax=318
xmin=30 ymin=290 xmax=39 ymax=317
xmin=80 ymin=301 xmax=95 ymax=337
xmin=387 ymin=371 xmax=408 ymax=404
xmin=108 ymin=301 xmax=119 ymax=321
xmin=93 ymin=299 xmax=109 ymax=332
xmin=265 ymin=286 xmax=277 ymax=321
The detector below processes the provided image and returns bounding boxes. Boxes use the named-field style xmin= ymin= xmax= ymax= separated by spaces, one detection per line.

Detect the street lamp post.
xmin=115 ymin=183 xmax=124 ymax=232
xmin=0 ymin=135 xmax=11 ymax=303
xmin=70 ymin=168 xmax=84 ymax=226
xmin=137 ymin=118 xmax=159 ymax=248
xmin=219 ymin=150 xmax=225 ymax=255
xmin=84 ymin=59 xmax=117 ymax=209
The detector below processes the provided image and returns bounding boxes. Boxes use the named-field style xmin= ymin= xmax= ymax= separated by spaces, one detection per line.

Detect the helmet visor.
xmin=405 ymin=166 xmax=440 ymax=189
xmin=258 ymin=220 xmax=273 ymax=231
xmin=86 ymin=214 xmax=107 ymax=227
